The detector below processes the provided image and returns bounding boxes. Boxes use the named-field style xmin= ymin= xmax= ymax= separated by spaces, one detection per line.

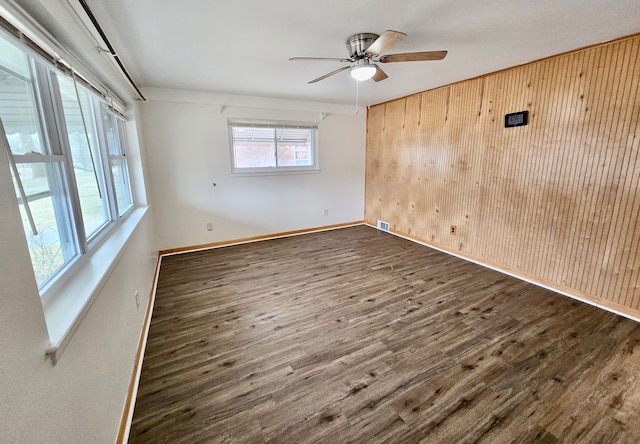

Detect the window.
xmin=103 ymin=107 xmax=133 ymax=216
xmin=57 ymin=74 xmax=111 ymax=239
xmin=228 ymin=119 xmax=318 ymax=173
xmin=0 ymin=31 xmax=134 ymax=293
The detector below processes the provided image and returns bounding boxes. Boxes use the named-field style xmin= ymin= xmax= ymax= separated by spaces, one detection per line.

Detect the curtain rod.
xmin=0 ymin=14 xmax=126 ymax=114
xmin=77 ymin=0 xmax=146 ymax=101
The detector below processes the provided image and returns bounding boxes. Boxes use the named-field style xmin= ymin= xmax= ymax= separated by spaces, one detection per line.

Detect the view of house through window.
xmin=0 ymin=30 xmax=134 ymax=291
xmin=228 ymin=120 xmax=318 ymax=172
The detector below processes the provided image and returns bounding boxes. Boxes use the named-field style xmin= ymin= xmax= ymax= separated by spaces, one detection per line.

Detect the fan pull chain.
xmin=368 ymin=80 xmax=371 ymax=109
xmin=355 ymin=79 xmax=359 ymax=114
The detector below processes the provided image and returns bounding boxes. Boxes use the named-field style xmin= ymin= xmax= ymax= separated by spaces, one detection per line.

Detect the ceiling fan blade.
xmin=372 ymin=65 xmax=388 ymax=82
xmin=289 ymin=57 xmax=351 ymax=62
xmin=380 ymin=50 xmax=448 ymax=63
xmin=308 ymin=66 xmax=350 ymax=83
xmin=364 ymin=30 xmax=406 ymax=56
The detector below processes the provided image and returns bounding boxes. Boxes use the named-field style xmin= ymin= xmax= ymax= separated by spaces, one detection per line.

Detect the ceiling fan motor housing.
xmin=347 ymin=33 xmax=379 ymax=59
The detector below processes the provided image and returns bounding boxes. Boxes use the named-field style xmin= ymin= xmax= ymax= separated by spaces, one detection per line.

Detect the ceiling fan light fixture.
xmin=350 ymin=64 xmax=377 ymax=81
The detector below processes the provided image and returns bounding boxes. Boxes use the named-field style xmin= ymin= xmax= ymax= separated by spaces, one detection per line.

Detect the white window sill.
xmin=43 ymin=206 xmax=149 ymax=365
xmin=230 ymin=169 xmax=321 ymax=178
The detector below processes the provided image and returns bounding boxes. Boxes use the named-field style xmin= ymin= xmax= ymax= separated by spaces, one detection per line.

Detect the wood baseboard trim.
xmin=159 ymin=221 xmax=365 ymax=256
xmin=366 ymin=223 xmax=640 ymax=323
xmin=116 ymin=253 xmax=162 ymax=444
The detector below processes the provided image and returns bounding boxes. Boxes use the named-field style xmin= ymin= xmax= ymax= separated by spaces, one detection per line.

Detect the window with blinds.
xmin=228 ymin=120 xmax=318 ymax=173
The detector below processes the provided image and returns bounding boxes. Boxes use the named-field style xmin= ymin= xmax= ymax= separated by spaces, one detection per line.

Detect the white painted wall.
xmin=0 ymin=2 xmax=158 ymax=442
xmin=141 ymin=90 xmax=366 ymax=251
xmin=0 ymin=3 xmax=365 ymax=441
xmin=0 ymin=122 xmax=157 ymax=442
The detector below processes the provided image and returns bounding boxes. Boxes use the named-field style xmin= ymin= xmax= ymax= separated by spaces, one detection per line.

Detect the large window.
xmin=228 ymin=120 xmax=318 ymax=173
xmin=0 ymin=31 xmax=133 ymax=292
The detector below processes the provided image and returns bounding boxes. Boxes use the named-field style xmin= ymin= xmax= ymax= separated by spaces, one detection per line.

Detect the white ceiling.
xmin=76 ymin=0 xmax=640 ymax=105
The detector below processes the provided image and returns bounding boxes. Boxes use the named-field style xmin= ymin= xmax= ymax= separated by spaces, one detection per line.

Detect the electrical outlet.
xmin=206 ymin=222 xmax=213 ymax=231
xmin=324 ymin=209 xmax=329 ymax=216
xmin=450 ymin=225 xmax=457 ymax=236
xmin=134 ymin=291 xmax=140 ymax=309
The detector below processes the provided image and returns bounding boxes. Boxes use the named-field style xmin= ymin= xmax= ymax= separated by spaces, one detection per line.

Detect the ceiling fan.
xmin=289 ymin=30 xmax=447 ymax=84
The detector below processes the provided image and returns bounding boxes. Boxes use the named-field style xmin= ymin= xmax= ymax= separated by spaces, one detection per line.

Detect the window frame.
xmin=51 ymin=69 xmax=113 ymax=246
xmin=228 ymin=119 xmax=319 ymax=174
xmin=101 ymin=108 xmax=134 ymax=217
xmin=0 ymin=29 xmax=136 ymax=298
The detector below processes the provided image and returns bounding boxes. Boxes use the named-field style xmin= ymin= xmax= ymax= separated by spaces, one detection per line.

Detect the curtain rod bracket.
xmin=97 ymin=46 xmax=115 ymax=56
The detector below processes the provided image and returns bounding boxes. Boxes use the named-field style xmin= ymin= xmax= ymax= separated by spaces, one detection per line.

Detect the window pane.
xmin=103 ymin=109 xmax=121 ymax=156
xmin=58 ymin=75 xmax=110 ymax=238
xmin=11 ymin=162 xmax=77 ymax=287
xmin=111 ymin=158 xmax=133 ymax=215
xmin=232 ymin=127 xmax=276 ymax=168
xmin=0 ymin=36 xmax=47 ymax=155
xmin=275 ymin=128 xmax=313 ymax=167
xmin=103 ymin=108 xmax=133 ymax=214
xmin=230 ymin=123 xmax=316 ymax=171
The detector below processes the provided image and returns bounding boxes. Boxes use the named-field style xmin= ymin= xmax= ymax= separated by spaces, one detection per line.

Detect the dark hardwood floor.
xmin=129 ymin=225 xmax=640 ymax=443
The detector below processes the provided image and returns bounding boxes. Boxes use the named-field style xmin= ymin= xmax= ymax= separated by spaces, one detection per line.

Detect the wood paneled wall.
xmin=365 ymin=34 xmax=640 ymax=316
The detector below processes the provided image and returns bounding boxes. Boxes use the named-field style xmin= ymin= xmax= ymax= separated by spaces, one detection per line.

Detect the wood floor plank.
xmin=129 ymin=225 xmax=640 ymax=443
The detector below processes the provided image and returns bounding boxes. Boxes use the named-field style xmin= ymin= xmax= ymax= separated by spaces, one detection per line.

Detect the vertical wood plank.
xmin=364 ymin=34 xmax=640 ymax=314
